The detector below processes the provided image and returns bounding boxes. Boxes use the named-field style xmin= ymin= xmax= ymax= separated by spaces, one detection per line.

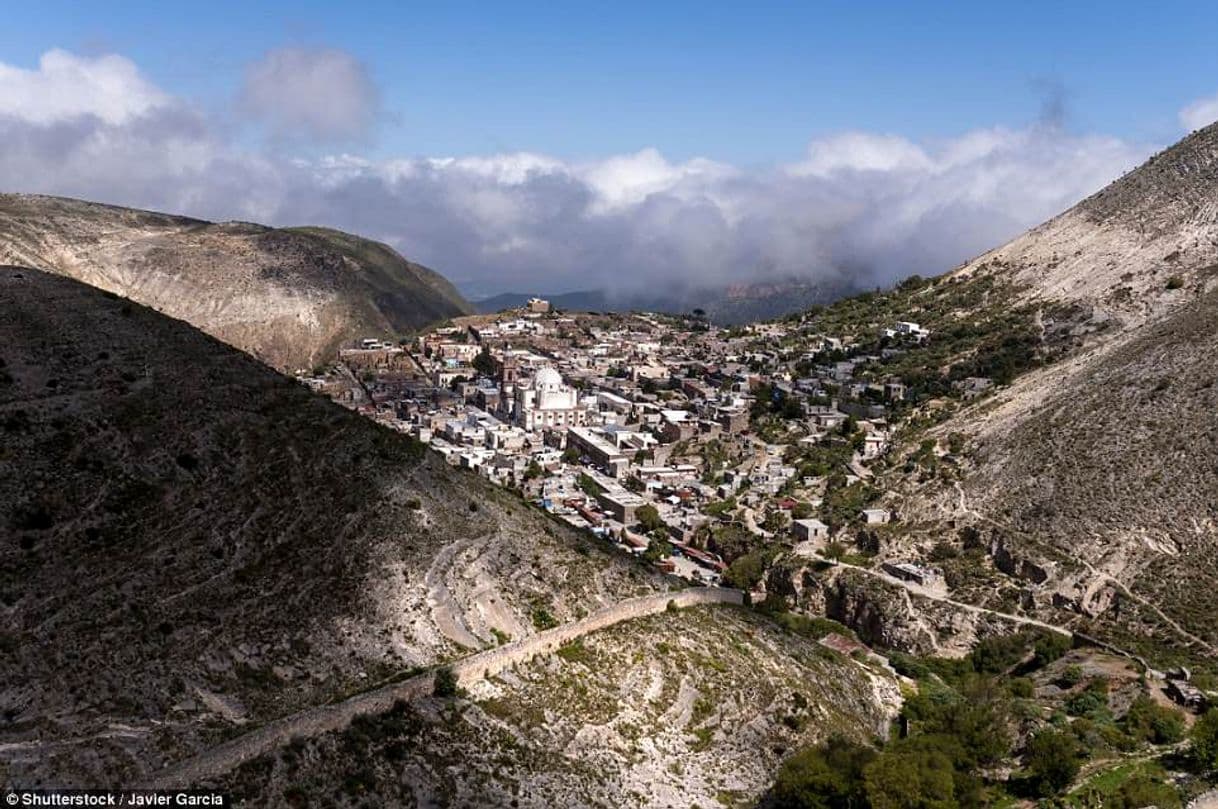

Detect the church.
xmin=513 ymin=366 xmax=587 ymax=431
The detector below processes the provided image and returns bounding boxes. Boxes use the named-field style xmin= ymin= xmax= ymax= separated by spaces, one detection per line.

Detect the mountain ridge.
xmin=0 ymin=193 xmax=475 ymax=371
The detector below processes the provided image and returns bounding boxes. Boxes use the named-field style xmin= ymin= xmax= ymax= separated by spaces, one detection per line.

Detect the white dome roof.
xmin=533 ymin=367 xmax=563 ymax=389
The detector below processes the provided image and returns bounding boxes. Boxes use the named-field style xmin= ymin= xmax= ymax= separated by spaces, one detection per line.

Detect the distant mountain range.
xmin=0 ymin=194 xmax=474 ymax=371
xmin=474 ymin=277 xmax=859 ymax=323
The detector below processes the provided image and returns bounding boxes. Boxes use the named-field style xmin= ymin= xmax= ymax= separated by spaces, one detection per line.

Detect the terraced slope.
xmin=211 ymin=606 xmax=900 ymax=808
xmin=0 ymin=194 xmax=473 ymax=371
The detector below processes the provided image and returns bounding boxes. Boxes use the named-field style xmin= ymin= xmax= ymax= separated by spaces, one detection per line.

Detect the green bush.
xmin=769 ymin=736 xmax=875 ymax=809
xmin=1190 ymin=709 xmax=1218 ymax=772
xmin=1123 ymin=695 xmax=1185 ymax=745
xmin=433 ymin=666 xmax=459 ymax=698
xmin=1025 ymin=727 xmax=1083 ymax=796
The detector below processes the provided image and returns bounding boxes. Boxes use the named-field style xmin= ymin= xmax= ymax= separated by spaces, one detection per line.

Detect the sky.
xmin=2 ymin=1 xmax=1217 ymax=298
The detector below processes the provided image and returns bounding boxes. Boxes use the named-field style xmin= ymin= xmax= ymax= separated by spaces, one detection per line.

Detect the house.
xmin=882 ymin=561 xmax=944 ymax=590
xmin=861 ymin=508 xmax=891 ymax=525
xmin=891 ymin=321 xmax=930 ymax=340
xmin=1166 ymin=673 xmax=1209 ymax=712
xmin=953 ymin=376 xmax=994 ymax=400
xmin=527 ymin=297 xmax=551 ymax=313
xmin=792 ymin=518 xmax=829 ymax=543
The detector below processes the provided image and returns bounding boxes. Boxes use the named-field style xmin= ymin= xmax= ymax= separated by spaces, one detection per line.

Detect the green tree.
xmin=1124 ymin=695 xmax=1185 ymax=745
xmin=723 ymin=552 xmax=766 ymax=591
xmin=1032 ymin=632 xmax=1072 ymax=668
xmin=1025 ymin=728 xmax=1082 ymax=796
xmin=642 ymin=537 xmax=672 ymax=563
xmin=1190 ymin=709 xmax=1218 ymax=772
xmin=769 ymin=737 xmax=875 ymax=809
xmin=433 ymin=666 xmax=460 ymax=698
xmin=523 ymin=460 xmax=543 ymax=481
xmin=863 ymin=742 xmax=958 ymax=809
xmin=636 ymin=504 xmax=665 ymax=533
xmin=577 ymin=473 xmax=603 ymax=496
xmin=472 ymin=347 xmax=497 ymax=377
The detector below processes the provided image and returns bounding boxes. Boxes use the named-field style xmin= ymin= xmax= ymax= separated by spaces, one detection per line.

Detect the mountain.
xmin=0 ymin=266 xmax=659 ymax=786
xmin=0 ymin=194 xmax=474 ymax=372
xmin=0 ymin=266 xmax=897 ymax=799
xmin=474 ymin=277 xmax=855 ymax=323
xmin=865 ymin=121 xmax=1218 ymax=666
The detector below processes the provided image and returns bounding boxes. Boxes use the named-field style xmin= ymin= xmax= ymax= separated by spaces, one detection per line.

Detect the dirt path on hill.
xmin=952 ymin=483 xmax=1218 ymax=657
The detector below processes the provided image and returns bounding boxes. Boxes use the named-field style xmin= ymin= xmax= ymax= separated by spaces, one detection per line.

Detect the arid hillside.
xmin=872 ymin=122 xmax=1218 ymax=667
xmin=959 ymin=121 xmax=1218 ymax=324
xmin=0 ymin=267 xmax=661 ymax=787
xmin=0 ymin=194 xmax=473 ymax=371
xmin=211 ymin=606 xmax=899 ymax=808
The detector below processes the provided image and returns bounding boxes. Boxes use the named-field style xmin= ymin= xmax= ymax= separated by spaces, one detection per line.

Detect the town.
xmin=299 ymin=294 xmax=978 ymax=594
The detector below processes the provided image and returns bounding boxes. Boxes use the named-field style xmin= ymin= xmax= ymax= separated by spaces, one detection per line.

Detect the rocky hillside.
xmin=0 ymin=267 xmax=660 ymax=788
xmin=0 ymin=194 xmax=473 ymax=371
xmin=959 ymin=121 xmax=1218 ymax=324
xmin=871 ymin=122 xmax=1218 ymax=667
xmin=211 ymin=606 xmax=899 ymax=808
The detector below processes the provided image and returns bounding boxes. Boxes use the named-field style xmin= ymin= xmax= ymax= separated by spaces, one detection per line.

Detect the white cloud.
xmin=0 ymin=49 xmax=170 ymax=126
xmin=1180 ymin=93 xmax=1218 ymax=132
xmin=0 ymin=48 xmax=1156 ymax=299
xmin=788 ymin=132 xmax=933 ymax=177
xmin=239 ymin=47 xmax=380 ymax=142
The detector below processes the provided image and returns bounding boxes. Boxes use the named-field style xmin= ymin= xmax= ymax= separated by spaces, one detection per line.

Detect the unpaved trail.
xmin=424 ymin=533 xmax=488 ymax=650
xmin=952 ymin=483 xmax=1218 ymax=657
xmin=835 ymin=561 xmax=1073 ymax=638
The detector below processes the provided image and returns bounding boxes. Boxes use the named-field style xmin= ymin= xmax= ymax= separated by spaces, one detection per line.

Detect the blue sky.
xmin=1 ymin=2 xmax=1216 ymax=296
xmin=3 ymin=0 xmax=1216 ymax=162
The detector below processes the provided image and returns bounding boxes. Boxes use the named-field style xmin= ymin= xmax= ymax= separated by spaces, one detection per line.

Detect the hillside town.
xmin=299 ymin=296 xmax=974 ymax=593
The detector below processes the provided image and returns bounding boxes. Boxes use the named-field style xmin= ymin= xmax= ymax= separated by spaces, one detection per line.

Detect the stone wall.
xmin=454 ymin=587 xmax=743 ymax=683
xmin=144 ymin=587 xmax=743 ymax=788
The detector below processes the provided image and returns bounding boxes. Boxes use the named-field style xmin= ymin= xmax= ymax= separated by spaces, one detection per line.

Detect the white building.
xmin=514 ymin=367 xmax=588 ymax=431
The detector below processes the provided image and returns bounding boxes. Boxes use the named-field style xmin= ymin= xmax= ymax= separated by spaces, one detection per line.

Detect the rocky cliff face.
xmin=0 ymin=194 xmax=473 ymax=371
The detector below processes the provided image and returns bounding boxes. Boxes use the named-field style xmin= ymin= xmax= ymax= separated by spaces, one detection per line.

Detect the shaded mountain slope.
xmin=0 ymin=267 xmax=659 ymax=787
xmin=0 ymin=194 xmax=474 ymax=371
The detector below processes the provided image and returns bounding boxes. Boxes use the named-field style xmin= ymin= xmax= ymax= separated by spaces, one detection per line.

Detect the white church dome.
xmin=533 ymin=367 xmax=564 ymax=390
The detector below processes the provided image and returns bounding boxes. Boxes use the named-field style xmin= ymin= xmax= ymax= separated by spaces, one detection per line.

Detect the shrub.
xmin=1057 ymin=664 xmax=1084 ymax=689
xmin=1026 ymin=727 xmax=1083 ymax=796
xmin=1032 ymin=633 xmax=1072 ymax=668
xmin=1124 ymin=695 xmax=1185 ymax=745
xmin=769 ymin=736 xmax=875 ymax=809
xmin=433 ymin=666 xmax=459 ymax=697
xmin=1190 ymin=709 xmax=1218 ymax=772
xmin=1166 ymin=276 xmax=1184 ymax=290
xmin=863 ymin=741 xmax=958 ymax=809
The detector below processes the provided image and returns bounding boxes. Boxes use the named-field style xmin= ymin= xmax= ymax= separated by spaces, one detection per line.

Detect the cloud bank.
xmin=0 ymin=48 xmax=1191 ymax=298
xmin=238 ymin=47 xmax=381 ymax=143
